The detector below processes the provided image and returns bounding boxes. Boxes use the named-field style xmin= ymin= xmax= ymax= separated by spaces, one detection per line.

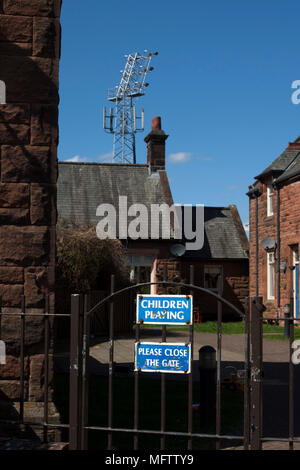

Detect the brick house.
xmin=248 ymin=136 xmax=300 ymax=318
xmin=57 ymin=117 xmax=249 ymax=319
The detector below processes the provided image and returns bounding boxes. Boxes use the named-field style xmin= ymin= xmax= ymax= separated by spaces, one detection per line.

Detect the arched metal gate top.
xmin=85 ymin=280 xmax=245 ymax=319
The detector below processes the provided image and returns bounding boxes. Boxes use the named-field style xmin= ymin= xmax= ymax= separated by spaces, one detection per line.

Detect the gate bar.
xmin=160 ymin=264 xmax=168 ymax=450
xmin=108 ymin=274 xmax=115 ymax=450
xmin=133 ymin=269 xmax=141 ymax=450
xmin=243 ymin=297 xmax=250 ymax=450
xmin=43 ymin=294 xmax=50 ymax=443
xmin=81 ymin=294 xmax=91 ymax=450
xmin=19 ymin=295 xmax=25 ymax=424
xmin=289 ymin=296 xmax=294 ymax=450
xmin=216 ymin=275 xmax=223 ymax=450
xmin=250 ymin=296 xmax=263 ymax=450
xmin=69 ymin=294 xmax=83 ymax=450
xmin=187 ymin=265 xmax=194 ymax=450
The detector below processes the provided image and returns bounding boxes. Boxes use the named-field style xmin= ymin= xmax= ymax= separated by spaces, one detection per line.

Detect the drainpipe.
xmin=274 ymin=181 xmax=281 ymax=322
xmin=255 ymin=194 xmax=259 ymax=297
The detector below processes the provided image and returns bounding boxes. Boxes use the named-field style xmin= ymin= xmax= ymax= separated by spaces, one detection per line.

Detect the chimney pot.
xmin=152 ymin=116 xmax=161 ymax=130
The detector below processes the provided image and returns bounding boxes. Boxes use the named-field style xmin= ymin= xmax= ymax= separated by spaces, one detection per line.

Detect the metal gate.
xmin=1 ymin=269 xmax=296 ymax=450
xmin=68 ymin=265 xmax=259 ymax=451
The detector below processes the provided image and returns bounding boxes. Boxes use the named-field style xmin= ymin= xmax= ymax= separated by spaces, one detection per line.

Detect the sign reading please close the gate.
xmin=135 ymin=342 xmax=191 ymax=374
xmin=136 ymin=294 xmax=193 ymax=325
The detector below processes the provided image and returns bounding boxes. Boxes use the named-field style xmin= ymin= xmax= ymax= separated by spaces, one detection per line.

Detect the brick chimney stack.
xmin=144 ymin=116 xmax=168 ymax=172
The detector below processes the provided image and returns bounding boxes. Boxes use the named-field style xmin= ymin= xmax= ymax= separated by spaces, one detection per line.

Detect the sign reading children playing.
xmin=135 ymin=342 xmax=191 ymax=374
xmin=136 ymin=294 xmax=193 ymax=325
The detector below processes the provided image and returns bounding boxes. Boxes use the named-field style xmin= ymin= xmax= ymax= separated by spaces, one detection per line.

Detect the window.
xmin=267 ymin=184 xmax=274 ymax=216
xmin=126 ymin=255 xmax=155 ymax=294
xmin=204 ymin=266 xmax=223 ymax=292
xmin=267 ymin=252 xmax=275 ymax=300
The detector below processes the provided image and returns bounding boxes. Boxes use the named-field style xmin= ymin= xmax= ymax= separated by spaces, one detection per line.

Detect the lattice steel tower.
xmin=103 ymin=51 xmax=157 ymax=164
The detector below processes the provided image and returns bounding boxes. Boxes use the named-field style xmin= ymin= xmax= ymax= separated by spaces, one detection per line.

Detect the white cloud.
xmin=168 ymin=152 xmax=191 ymax=164
xmin=98 ymin=152 xmax=113 ymax=162
xmin=64 ymin=155 xmax=88 ymax=163
xmin=243 ymin=222 xmax=249 ymax=233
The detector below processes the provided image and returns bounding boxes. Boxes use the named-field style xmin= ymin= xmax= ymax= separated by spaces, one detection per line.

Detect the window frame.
xmin=126 ymin=255 xmax=156 ymax=294
xmin=267 ymin=251 xmax=275 ymax=300
xmin=267 ymin=184 xmax=274 ymax=217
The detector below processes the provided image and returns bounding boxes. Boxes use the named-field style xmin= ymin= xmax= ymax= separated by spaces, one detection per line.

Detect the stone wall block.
xmin=0 ymin=207 xmax=30 ymax=225
xmin=33 ymin=17 xmax=60 ymax=58
xmin=0 ymin=226 xmax=50 ymax=266
xmin=0 ymin=313 xmax=45 ymax=355
xmin=0 ymin=380 xmax=27 ymax=401
xmin=3 ymin=0 xmax=62 ymax=18
xmin=0 ymin=266 xmax=23 ymax=284
xmin=0 ymin=283 xmax=23 ymax=306
xmin=24 ymin=266 xmax=51 ymax=307
xmin=0 ymin=41 xmax=32 ymax=56
xmin=0 ymin=14 xmax=32 ymax=42
xmin=1 ymin=145 xmax=51 ymax=183
xmin=0 ymin=104 xmax=30 ymax=124
xmin=0 ymin=123 xmax=29 ymax=144
xmin=30 ymin=183 xmax=56 ymax=225
xmin=31 ymin=104 xmax=58 ymax=145
xmin=0 ymin=183 xmax=29 ymax=207
xmin=0 ymin=355 xmax=29 ymax=379
xmin=0 ymin=56 xmax=59 ymax=103
xmin=29 ymin=354 xmax=53 ymax=401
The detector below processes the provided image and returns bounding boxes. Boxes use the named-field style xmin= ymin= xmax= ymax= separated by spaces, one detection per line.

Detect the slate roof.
xmin=274 ymin=151 xmax=300 ymax=184
xmin=255 ymin=137 xmax=300 ymax=180
xmin=182 ymin=206 xmax=249 ymax=260
xmin=57 ymin=162 xmax=171 ymax=227
xmin=57 ymin=162 xmax=248 ymax=260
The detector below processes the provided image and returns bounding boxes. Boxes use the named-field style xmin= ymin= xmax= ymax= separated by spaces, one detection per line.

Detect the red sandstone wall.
xmin=249 ymin=178 xmax=300 ymax=316
xmin=0 ymin=0 xmax=61 ymax=401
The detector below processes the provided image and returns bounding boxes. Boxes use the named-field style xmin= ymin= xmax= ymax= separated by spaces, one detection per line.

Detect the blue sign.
xmin=135 ymin=342 xmax=191 ymax=374
xmin=136 ymin=294 xmax=193 ymax=325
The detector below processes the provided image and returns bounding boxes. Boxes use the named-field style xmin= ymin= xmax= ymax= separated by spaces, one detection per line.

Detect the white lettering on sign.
xmin=138 ymin=347 xmax=162 ymax=356
xmin=135 ymin=342 xmax=191 ymax=374
xmin=137 ymin=295 xmax=193 ymax=325
xmin=144 ymin=310 xmax=184 ymax=320
xmin=141 ymin=299 xmax=189 ymax=309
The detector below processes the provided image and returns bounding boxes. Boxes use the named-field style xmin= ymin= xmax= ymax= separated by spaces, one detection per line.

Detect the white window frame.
xmin=267 ymin=252 xmax=275 ymax=300
xmin=126 ymin=255 xmax=156 ymax=294
xmin=267 ymin=184 xmax=274 ymax=217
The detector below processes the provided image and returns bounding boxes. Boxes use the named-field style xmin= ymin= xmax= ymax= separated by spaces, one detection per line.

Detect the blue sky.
xmin=58 ymin=0 xmax=300 ymax=229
